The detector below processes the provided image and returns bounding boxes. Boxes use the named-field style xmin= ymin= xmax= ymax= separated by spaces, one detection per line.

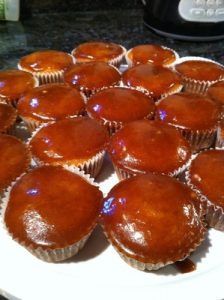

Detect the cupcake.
xmin=86 ymin=86 xmax=155 ymax=135
xmin=100 ymin=173 xmax=206 ymax=271
xmin=17 ymin=83 xmax=86 ymax=132
xmin=107 ymin=120 xmax=192 ymax=180
xmin=64 ymin=61 xmax=121 ymax=98
xmin=126 ymin=44 xmax=178 ymax=67
xmin=0 ymin=69 xmax=37 ymax=106
xmin=18 ymin=50 xmax=74 ymax=85
xmin=0 ymin=103 xmax=17 ymax=134
xmin=186 ymin=149 xmax=224 ymax=231
xmin=2 ymin=165 xmax=103 ymax=262
xmin=156 ymin=92 xmax=221 ymax=151
xmin=174 ymin=57 xmax=224 ymax=95
xmin=29 ymin=117 xmax=109 ymax=178
xmin=207 ymin=81 xmax=224 ymax=119
xmin=121 ymin=63 xmax=182 ymax=101
xmin=0 ymin=134 xmax=31 ymax=199
xmin=71 ymin=41 xmax=126 ymax=67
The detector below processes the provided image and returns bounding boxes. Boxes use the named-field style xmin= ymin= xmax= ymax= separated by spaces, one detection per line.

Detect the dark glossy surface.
xmin=108 ymin=120 xmax=192 ymax=174
xmin=0 ymin=103 xmax=17 ymax=132
xmin=30 ymin=117 xmax=109 ymax=163
xmin=122 ymin=64 xmax=182 ymax=99
xmin=72 ymin=41 xmax=124 ymax=63
xmin=87 ymin=87 xmax=155 ymax=122
xmin=189 ymin=149 xmax=224 ymax=208
xmin=156 ymin=92 xmax=220 ymax=131
xmin=0 ymin=135 xmax=30 ymax=191
xmin=17 ymin=83 xmax=85 ymax=121
xmin=207 ymin=81 xmax=224 ymax=106
xmin=101 ymin=173 xmax=205 ymax=263
xmin=175 ymin=258 xmax=196 ymax=273
xmin=18 ymin=50 xmax=74 ymax=73
xmin=0 ymin=69 xmax=36 ymax=100
xmin=127 ymin=44 xmax=176 ymax=66
xmin=175 ymin=60 xmax=224 ymax=82
xmin=4 ymin=165 xmax=103 ymax=248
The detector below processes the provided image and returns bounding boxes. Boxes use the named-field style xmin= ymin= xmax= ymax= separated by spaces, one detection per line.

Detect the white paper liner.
xmin=216 ymin=123 xmax=224 ymax=148
xmin=28 ymin=123 xmax=106 ymax=178
xmin=173 ymin=56 xmax=224 ymax=95
xmin=125 ymin=45 xmax=179 ymax=68
xmin=185 ymin=148 xmax=224 ymax=231
xmin=0 ymin=165 xmax=99 ymax=262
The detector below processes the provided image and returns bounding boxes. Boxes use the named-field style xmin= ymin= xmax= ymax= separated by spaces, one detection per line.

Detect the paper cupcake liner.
xmin=174 ymin=56 xmax=224 ymax=95
xmin=125 ymin=45 xmax=179 ymax=68
xmin=0 ymin=166 xmax=99 ymax=262
xmin=215 ymin=123 xmax=224 ymax=148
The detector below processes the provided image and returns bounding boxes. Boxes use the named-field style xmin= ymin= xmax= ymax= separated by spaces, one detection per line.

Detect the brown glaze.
xmin=86 ymin=87 xmax=155 ymax=122
xmin=156 ymin=92 xmax=220 ymax=131
xmin=17 ymin=84 xmax=86 ymax=122
xmin=108 ymin=120 xmax=192 ymax=175
xmin=18 ymin=50 xmax=74 ymax=73
xmin=189 ymin=149 xmax=224 ymax=209
xmin=0 ymin=135 xmax=30 ymax=191
xmin=0 ymin=69 xmax=36 ymax=100
xmin=64 ymin=61 xmax=121 ymax=92
xmin=72 ymin=41 xmax=124 ymax=63
xmin=207 ymin=81 xmax=224 ymax=106
xmin=0 ymin=103 xmax=17 ymax=132
xmin=127 ymin=44 xmax=176 ymax=66
xmin=4 ymin=165 xmax=103 ymax=249
xmin=100 ymin=173 xmax=206 ymax=264
xmin=175 ymin=258 xmax=196 ymax=273
xmin=175 ymin=60 xmax=224 ymax=82
xmin=30 ymin=117 xmax=109 ymax=163
xmin=122 ymin=64 xmax=182 ymax=99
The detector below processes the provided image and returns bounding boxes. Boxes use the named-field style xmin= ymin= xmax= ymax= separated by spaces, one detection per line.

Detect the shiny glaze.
xmin=86 ymin=87 xmax=155 ymax=122
xmin=207 ymin=81 xmax=224 ymax=106
xmin=156 ymin=92 xmax=220 ymax=130
xmin=175 ymin=60 xmax=224 ymax=81
xmin=189 ymin=149 xmax=224 ymax=208
xmin=0 ymin=135 xmax=30 ymax=191
xmin=175 ymin=258 xmax=196 ymax=273
xmin=17 ymin=84 xmax=86 ymax=121
xmin=72 ymin=42 xmax=124 ymax=62
xmin=0 ymin=103 xmax=17 ymax=132
xmin=108 ymin=120 xmax=192 ymax=174
xmin=19 ymin=50 xmax=74 ymax=73
xmin=128 ymin=44 xmax=176 ymax=66
xmin=30 ymin=117 xmax=109 ymax=163
xmin=0 ymin=69 xmax=36 ymax=100
xmin=122 ymin=64 xmax=182 ymax=99
xmin=100 ymin=173 xmax=205 ymax=263
xmin=64 ymin=61 xmax=121 ymax=91
xmin=4 ymin=165 xmax=103 ymax=249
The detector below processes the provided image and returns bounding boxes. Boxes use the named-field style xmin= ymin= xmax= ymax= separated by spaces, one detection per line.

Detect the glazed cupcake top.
xmin=156 ymin=92 xmax=221 ymax=131
xmin=17 ymin=84 xmax=86 ymax=122
xmin=4 ymin=165 xmax=103 ymax=249
xmin=188 ymin=149 xmax=224 ymax=209
xmin=126 ymin=44 xmax=177 ymax=66
xmin=86 ymin=87 xmax=155 ymax=123
xmin=122 ymin=64 xmax=182 ymax=99
xmin=64 ymin=61 xmax=121 ymax=92
xmin=101 ymin=173 xmax=205 ymax=264
xmin=175 ymin=59 xmax=224 ymax=82
xmin=72 ymin=41 xmax=125 ymax=63
xmin=108 ymin=120 xmax=192 ymax=175
xmin=0 ymin=103 xmax=17 ymax=132
xmin=207 ymin=81 xmax=224 ymax=106
xmin=29 ymin=117 xmax=109 ymax=164
xmin=0 ymin=135 xmax=30 ymax=191
xmin=18 ymin=50 xmax=74 ymax=73
xmin=0 ymin=69 xmax=36 ymax=100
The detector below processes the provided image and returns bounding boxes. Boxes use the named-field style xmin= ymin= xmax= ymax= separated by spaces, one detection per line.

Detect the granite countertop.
xmin=0 ymin=8 xmax=224 ymax=70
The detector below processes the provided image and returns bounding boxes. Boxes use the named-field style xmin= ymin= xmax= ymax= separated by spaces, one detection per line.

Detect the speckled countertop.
xmin=0 ymin=8 xmax=224 ymax=70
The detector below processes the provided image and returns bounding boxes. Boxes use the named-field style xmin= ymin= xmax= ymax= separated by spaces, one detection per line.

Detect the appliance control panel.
xmin=178 ymin=0 xmax=224 ymax=22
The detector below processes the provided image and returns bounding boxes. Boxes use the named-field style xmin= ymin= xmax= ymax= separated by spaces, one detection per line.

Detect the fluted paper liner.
xmin=216 ymin=124 xmax=224 ymax=148
xmin=174 ymin=56 xmax=224 ymax=95
xmin=0 ymin=166 xmax=99 ymax=262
